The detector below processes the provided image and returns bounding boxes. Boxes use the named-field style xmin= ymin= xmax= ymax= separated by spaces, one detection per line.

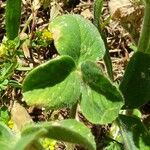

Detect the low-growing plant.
xmin=0 ymin=0 xmax=150 ymax=150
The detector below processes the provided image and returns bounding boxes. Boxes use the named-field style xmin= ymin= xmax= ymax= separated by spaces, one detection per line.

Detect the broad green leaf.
xmin=22 ymin=119 xmax=96 ymax=150
xmin=0 ymin=122 xmax=13 ymax=140
xmin=49 ymin=14 xmax=105 ymax=63
xmin=120 ymin=52 xmax=150 ymax=108
xmin=0 ymin=123 xmax=14 ymax=150
xmin=23 ymin=56 xmax=76 ymax=91
xmin=23 ymin=71 xmax=80 ymax=109
xmin=12 ymin=129 xmax=45 ymax=150
xmin=80 ymin=61 xmax=124 ymax=124
xmin=23 ymin=56 xmax=80 ymax=109
xmin=0 ymin=143 xmax=12 ymax=150
xmin=0 ymin=107 xmax=10 ymax=124
xmin=117 ymin=114 xmax=150 ymax=150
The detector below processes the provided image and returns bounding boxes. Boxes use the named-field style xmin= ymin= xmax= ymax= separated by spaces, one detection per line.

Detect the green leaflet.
xmin=6 ymin=0 xmax=22 ymax=40
xmin=23 ymin=71 xmax=81 ymax=109
xmin=0 ymin=123 xmax=14 ymax=150
xmin=0 ymin=120 xmax=96 ymax=150
xmin=23 ymin=14 xmax=105 ymax=110
xmin=117 ymin=115 xmax=150 ymax=150
xmin=12 ymin=129 xmax=45 ymax=150
xmin=23 ymin=56 xmax=76 ymax=91
xmin=21 ymin=119 xmax=96 ymax=150
xmin=22 ymin=15 xmax=123 ymax=124
xmin=49 ymin=14 xmax=105 ymax=63
xmin=0 ymin=122 xmax=13 ymax=141
xmin=23 ymin=56 xmax=80 ymax=109
xmin=80 ymin=61 xmax=124 ymax=124
xmin=120 ymin=52 xmax=150 ymax=108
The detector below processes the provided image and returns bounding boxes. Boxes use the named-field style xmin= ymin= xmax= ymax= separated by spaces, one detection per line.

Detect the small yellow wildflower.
xmin=0 ymin=44 xmax=7 ymax=58
xmin=42 ymin=29 xmax=53 ymax=41
xmin=42 ymin=138 xmax=56 ymax=150
xmin=7 ymin=119 xmax=14 ymax=129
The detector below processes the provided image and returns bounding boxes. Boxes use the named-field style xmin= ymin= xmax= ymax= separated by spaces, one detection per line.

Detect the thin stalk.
xmin=21 ymin=14 xmax=33 ymax=33
xmin=66 ymin=97 xmax=83 ymax=150
xmin=137 ymin=2 xmax=150 ymax=53
xmin=103 ymin=34 xmax=114 ymax=81
xmin=66 ymin=102 xmax=78 ymax=150
xmin=93 ymin=0 xmax=114 ymax=81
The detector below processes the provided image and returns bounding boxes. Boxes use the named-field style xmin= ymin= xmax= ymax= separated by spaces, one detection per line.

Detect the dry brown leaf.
xmin=22 ymin=40 xmax=30 ymax=58
xmin=50 ymin=2 xmax=63 ymax=21
xmin=81 ymin=9 xmax=93 ymax=19
xmin=109 ymin=0 xmax=144 ymax=43
xmin=11 ymin=102 xmax=33 ymax=130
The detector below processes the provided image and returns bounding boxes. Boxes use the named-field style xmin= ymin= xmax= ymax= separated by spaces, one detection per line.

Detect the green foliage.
xmin=117 ymin=115 xmax=150 ymax=150
xmin=0 ymin=123 xmax=14 ymax=150
xmin=1 ymin=0 xmax=150 ymax=149
xmin=23 ymin=14 xmax=123 ymax=124
xmin=0 ymin=107 xmax=10 ymax=124
xmin=93 ymin=0 xmax=114 ymax=80
xmin=80 ymin=61 xmax=123 ymax=124
xmin=32 ymin=29 xmax=53 ymax=48
xmin=120 ymin=52 xmax=150 ymax=108
xmin=104 ymin=142 xmax=123 ymax=150
xmin=93 ymin=0 xmax=103 ymax=28
xmin=23 ymin=55 xmax=81 ymax=109
xmin=6 ymin=0 xmax=22 ymax=40
xmin=0 ymin=119 xmax=96 ymax=150
xmin=48 ymin=14 xmax=105 ymax=63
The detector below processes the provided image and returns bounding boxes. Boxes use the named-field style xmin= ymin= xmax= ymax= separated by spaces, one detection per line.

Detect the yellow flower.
xmin=42 ymin=138 xmax=56 ymax=150
xmin=42 ymin=29 xmax=53 ymax=41
xmin=7 ymin=119 xmax=14 ymax=129
xmin=0 ymin=44 xmax=7 ymax=58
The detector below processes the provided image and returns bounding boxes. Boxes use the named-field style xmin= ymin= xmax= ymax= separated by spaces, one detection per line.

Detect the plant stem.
xmin=137 ymin=2 xmax=150 ymax=53
xmin=93 ymin=0 xmax=114 ymax=81
xmin=21 ymin=14 xmax=33 ymax=33
xmin=66 ymin=102 xmax=78 ymax=150
xmin=103 ymin=34 xmax=114 ymax=81
xmin=6 ymin=0 xmax=22 ymax=40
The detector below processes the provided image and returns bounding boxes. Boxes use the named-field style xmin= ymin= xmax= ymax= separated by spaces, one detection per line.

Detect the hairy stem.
xmin=65 ymin=102 xmax=78 ymax=150
xmin=93 ymin=0 xmax=114 ymax=81
xmin=138 ymin=2 xmax=150 ymax=53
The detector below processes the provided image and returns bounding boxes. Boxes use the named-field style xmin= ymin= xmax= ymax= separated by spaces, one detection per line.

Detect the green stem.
xmin=93 ymin=0 xmax=114 ymax=81
xmin=6 ymin=0 xmax=22 ymax=40
xmin=137 ymin=2 xmax=150 ymax=53
xmin=66 ymin=102 xmax=78 ymax=150
xmin=103 ymin=34 xmax=114 ymax=81
xmin=21 ymin=14 xmax=33 ymax=33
